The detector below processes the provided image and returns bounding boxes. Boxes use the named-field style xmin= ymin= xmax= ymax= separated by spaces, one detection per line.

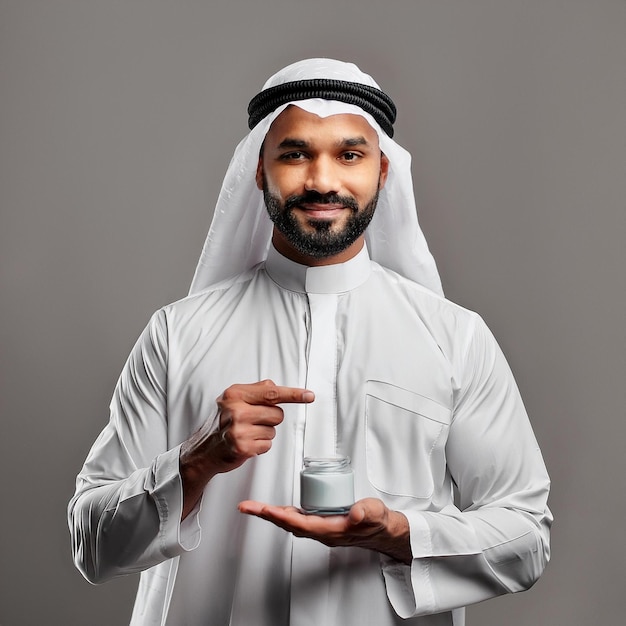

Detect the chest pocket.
xmin=365 ymin=380 xmax=451 ymax=500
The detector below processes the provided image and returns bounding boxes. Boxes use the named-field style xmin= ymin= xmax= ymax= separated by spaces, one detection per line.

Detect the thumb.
xmin=348 ymin=498 xmax=388 ymax=527
xmin=348 ymin=502 xmax=367 ymax=526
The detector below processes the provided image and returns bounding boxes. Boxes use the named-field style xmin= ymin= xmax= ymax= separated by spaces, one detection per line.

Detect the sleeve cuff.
xmin=146 ymin=445 xmax=203 ymax=557
xmin=381 ymin=510 xmax=437 ymax=618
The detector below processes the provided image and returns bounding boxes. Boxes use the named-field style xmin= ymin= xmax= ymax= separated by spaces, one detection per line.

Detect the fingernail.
xmin=303 ymin=391 xmax=315 ymax=402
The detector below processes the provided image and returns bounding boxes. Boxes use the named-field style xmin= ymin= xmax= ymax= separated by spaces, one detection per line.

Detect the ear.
xmin=255 ymin=157 xmax=264 ymax=190
xmin=378 ymin=152 xmax=390 ymax=190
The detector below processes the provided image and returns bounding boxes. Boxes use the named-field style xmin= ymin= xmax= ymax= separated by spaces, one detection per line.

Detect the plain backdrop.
xmin=1 ymin=1 xmax=625 ymax=624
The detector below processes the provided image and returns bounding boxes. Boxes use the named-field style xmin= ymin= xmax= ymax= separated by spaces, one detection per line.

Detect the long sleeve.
xmin=68 ymin=310 xmax=201 ymax=584
xmin=382 ymin=315 xmax=552 ymax=617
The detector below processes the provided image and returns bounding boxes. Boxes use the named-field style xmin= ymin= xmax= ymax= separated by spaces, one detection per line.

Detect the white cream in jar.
xmin=300 ymin=456 xmax=355 ymax=515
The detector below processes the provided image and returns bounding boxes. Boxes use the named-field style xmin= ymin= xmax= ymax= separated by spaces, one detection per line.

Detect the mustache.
xmin=283 ymin=191 xmax=360 ymax=212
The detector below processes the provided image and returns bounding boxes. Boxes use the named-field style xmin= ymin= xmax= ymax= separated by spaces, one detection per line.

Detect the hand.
xmin=238 ymin=497 xmax=412 ymax=565
xmin=180 ymin=380 xmax=314 ymax=519
xmin=214 ymin=380 xmax=315 ymax=471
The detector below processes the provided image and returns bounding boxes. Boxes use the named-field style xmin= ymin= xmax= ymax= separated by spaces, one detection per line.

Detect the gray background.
xmin=1 ymin=1 xmax=624 ymax=624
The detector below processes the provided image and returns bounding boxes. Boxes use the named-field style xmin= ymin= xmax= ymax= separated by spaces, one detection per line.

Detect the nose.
xmin=304 ymin=156 xmax=340 ymax=195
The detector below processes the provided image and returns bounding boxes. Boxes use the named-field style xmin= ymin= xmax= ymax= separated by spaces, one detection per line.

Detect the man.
xmin=69 ymin=59 xmax=551 ymax=625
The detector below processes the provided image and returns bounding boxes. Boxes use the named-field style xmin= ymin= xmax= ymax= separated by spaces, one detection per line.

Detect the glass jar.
xmin=300 ymin=456 xmax=355 ymax=515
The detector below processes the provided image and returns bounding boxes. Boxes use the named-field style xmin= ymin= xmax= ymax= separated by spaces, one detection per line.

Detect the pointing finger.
xmin=223 ymin=381 xmax=315 ymax=405
xmin=263 ymin=385 xmax=315 ymax=405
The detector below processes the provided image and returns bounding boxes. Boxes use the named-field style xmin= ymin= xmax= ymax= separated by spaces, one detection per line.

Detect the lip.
xmin=297 ymin=204 xmax=347 ymax=219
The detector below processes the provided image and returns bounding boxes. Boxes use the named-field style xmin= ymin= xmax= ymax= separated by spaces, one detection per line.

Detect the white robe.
xmin=69 ymin=245 xmax=551 ymax=625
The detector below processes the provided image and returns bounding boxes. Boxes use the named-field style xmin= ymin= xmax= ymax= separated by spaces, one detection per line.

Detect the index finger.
xmin=242 ymin=381 xmax=315 ymax=405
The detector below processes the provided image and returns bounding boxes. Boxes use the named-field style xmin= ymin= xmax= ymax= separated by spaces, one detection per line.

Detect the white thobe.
xmin=69 ymin=245 xmax=551 ymax=626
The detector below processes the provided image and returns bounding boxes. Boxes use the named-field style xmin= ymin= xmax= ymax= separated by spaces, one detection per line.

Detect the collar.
xmin=264 ymin=244 xmax=372 ymax=294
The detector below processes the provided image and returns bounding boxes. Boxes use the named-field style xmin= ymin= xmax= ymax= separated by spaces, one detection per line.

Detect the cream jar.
xmin=300 ymin=456 xmax=355 ymax=515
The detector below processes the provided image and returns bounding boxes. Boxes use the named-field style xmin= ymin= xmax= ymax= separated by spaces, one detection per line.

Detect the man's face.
xmin=256 ymin=106 xmax=389 ymax=265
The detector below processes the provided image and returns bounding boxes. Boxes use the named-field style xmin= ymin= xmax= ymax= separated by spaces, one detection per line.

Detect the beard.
xmin=263 ymin=181 xmax=380 ymax=259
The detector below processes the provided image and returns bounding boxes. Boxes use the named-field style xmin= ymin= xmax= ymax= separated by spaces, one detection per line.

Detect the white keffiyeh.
xmin=189 ymin=58 xmax=443 ymax=296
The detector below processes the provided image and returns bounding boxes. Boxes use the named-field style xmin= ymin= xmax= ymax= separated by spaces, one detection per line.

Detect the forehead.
xmin=264 ymin=105 xmax=380 ymax=147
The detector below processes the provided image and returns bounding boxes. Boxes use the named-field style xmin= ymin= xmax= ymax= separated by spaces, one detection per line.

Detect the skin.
xmin=179 ymin=106 xmax=412 ymax=565
xmin=180 ymin=380 xmax=315 ymax=520
xmin=257 ymin=105 xmax=389 ymax=266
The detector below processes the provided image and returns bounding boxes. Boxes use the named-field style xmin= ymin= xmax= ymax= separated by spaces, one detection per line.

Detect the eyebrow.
xmin=277 ymin=138 xmax=310 ymax=149
xmin=341 ymin=136 xmax=369 ymax=147
xmin=276 ymin=136 xmax=371 ymax=149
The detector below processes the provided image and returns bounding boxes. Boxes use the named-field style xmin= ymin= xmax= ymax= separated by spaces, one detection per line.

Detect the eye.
xmin=279 ymin=151 xmax=307 ymax=161
xmin=340 ymin=151 xmax=362 ymax=163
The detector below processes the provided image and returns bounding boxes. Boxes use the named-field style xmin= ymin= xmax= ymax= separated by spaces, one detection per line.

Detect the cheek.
xmin=265 ymin=168 xmax=304 ymax=198
xmin=350 ymin=172 xmax=383 ymax=201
